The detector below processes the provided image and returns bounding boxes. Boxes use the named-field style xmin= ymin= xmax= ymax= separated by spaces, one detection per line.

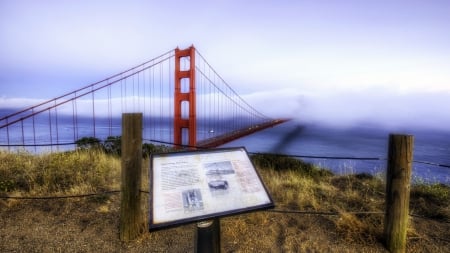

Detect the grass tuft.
xmin=0 ymin=150 xmax=120 ymax=195
xmin=410 ymin=183 xmax=450 ymax=221
xmin=251 ymin=153 xmax=333 ymax=180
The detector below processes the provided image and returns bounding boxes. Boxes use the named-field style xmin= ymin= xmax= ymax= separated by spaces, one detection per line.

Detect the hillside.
xmin=0 ymin=151 xmax=449 ymax=252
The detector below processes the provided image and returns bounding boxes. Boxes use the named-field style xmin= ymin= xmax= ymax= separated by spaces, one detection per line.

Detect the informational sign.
xmin=149 ymin=147 xmax=274 ymax=230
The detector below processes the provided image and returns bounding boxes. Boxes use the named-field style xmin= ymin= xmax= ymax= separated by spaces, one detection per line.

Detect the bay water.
xmin=2 ymin=113 xmax=449 ymax=184
xmin=222 ymin=120 xmax=450 ymax=185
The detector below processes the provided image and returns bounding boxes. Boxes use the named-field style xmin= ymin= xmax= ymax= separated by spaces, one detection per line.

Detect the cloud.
xmin=241 ymin=88 xmax=306 ymax=118
xmin=0 ymin=97 xmax=45 ymax=111
xmin=243 ymin=88 xmax=450 ymax=131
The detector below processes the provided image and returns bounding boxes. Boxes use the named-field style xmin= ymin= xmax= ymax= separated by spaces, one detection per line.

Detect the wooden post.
xmin=384 ymin=134 xmax=414 ymax=253
xmin=120 ymin=113 xmax=143 ymax=241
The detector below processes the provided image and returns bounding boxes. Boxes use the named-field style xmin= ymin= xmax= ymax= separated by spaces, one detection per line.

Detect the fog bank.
xmin=245 ymin=88 xmax=450 ymax=131
xmin=1 ymin=88 xmax=449 ymax=132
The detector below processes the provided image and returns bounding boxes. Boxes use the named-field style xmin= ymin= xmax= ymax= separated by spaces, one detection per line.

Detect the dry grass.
xmin=256 ymin=166 xmax=386 ymax=246
xmin=0 ymin=150 xmax=120 ymax=195
xmin=1 ymin=151 xmax=449 ymax=252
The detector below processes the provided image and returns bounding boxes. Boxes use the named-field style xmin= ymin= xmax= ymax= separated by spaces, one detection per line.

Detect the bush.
xmin=75 ymin=137 xmax=102 ymax=150
xmin=75 ymin=136 xmax=171 ymax=158
xmin=142 ymin=143 xmax=171 ymax=158
xmin=412 ymin=183 xmax=449 ymax=203
xmin=103 ymin=136 xmax=121 ymax=156
xmin=410 ymin=183 xmax=450 ymax=221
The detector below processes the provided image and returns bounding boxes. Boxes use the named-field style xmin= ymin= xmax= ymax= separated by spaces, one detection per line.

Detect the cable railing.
xmin=1 ymin=138 xmax=449 ymax=171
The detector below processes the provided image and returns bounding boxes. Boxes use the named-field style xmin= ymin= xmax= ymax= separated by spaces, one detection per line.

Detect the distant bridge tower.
xmin=174 ymin=46 xmax=196 ymax=148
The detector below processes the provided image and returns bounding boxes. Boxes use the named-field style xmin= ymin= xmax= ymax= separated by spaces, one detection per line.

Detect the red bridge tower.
xmin=174 ymin=46 xmax=196 ymax=148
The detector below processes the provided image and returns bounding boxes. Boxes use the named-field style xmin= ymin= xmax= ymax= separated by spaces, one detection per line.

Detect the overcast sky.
xmin=1 ymin=0 xmax=449 ymax=129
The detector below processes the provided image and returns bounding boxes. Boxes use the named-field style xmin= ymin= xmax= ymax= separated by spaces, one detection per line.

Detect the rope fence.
xmin=146 ymin=139 xmax=450 ymax=170
xmin=0 ymin=190 xmax=120 ymax=200
xmin=2 ymin=190 xmax=448 ymax=226
xmin=1 ymin=138 xmax=449 ymax=170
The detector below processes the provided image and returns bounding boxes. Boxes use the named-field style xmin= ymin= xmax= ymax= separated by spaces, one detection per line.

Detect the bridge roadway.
xmin=196 ymin=119 xmax=290 ymax=149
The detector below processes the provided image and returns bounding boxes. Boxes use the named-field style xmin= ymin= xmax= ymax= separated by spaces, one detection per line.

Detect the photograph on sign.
xmin=149 ymin=147 xmax=274 ymax=230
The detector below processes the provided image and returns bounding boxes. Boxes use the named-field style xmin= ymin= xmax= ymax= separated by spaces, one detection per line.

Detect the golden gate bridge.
xmin=0 ymin=46 xmax=288 ymax=152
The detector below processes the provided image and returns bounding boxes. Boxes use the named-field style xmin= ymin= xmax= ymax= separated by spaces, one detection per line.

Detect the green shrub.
xmin=75 ymin=136 xmax=171 ymax=158
xmin=75 ymin=137 xmax=102 ymax=150
xmin=142 ymin=143 xmax=171 ymax=157
xmin=412 ymin=183 xmax=449 ymax=203
xmin=103 ymin=136 xmax=121 ymax=155
xmin=410 ymin=183 xmax=450 ymax=221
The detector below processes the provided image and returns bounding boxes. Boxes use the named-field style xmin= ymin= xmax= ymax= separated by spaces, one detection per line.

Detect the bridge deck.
xmin=196 ymin=119 xmax=290 ymax=148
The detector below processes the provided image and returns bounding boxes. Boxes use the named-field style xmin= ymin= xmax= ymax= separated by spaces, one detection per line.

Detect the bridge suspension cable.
xmin=195 ymin=49 xmax=283 ymax=148
xmin=0 ymin=49 xmax=175 ymax=152
xmin=0 ymin=46 xmax=286 ymax=152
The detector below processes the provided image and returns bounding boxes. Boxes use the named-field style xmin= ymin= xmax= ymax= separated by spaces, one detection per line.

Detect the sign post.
xmin=149 ymin=147 xmax=274 ymax=250
xmin=195 ymin=219 xmax=220 ymax=253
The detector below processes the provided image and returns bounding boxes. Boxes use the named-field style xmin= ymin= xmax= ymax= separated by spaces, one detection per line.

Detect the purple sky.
xmin=1 ymin=0 xmax=449 ymax=129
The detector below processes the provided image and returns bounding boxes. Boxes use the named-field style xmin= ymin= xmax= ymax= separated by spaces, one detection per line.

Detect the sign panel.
xmin=149 ymin=147 xmax=274 ymax=230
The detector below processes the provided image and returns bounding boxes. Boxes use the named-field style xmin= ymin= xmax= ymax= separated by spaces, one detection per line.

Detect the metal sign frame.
xmin=149 ymin=147 xmax=274 ymax=230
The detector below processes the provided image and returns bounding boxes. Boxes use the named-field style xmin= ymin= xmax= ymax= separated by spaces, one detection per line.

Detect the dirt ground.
xmin=1 ymin=194 xmax=449 ymax=253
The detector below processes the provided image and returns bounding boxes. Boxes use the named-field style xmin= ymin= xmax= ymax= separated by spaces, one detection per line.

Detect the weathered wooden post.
xmin=120 ymin=113 xmax=143 ymax=241
xmin=384 ymin=134 xmax=414 ymax=253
